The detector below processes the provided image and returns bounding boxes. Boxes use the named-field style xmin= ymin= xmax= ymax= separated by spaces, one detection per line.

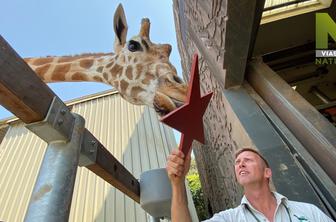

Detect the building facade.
xmin=0 ymin=90 xmax=198 ymax=222
xmin=173 ymin=0 xmax=336 ymax=220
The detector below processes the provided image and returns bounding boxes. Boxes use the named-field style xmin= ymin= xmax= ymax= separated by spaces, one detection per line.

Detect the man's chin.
xmin=237 ymin=178 xmax=251 ymax=186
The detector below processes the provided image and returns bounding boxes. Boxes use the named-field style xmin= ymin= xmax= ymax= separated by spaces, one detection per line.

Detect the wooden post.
xmin=0 ymin=35 xmax=55 ymax=123
xmin=0 ymin=35 xmax=140 ymax=203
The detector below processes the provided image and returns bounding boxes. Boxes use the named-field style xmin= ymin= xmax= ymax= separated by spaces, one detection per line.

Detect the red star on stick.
xmin=160 ymin=53 xmax=213 ymax=156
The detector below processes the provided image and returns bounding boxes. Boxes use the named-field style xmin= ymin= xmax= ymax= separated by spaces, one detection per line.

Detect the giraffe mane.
xmin=24 ymin=52 xmax=114 ymax=60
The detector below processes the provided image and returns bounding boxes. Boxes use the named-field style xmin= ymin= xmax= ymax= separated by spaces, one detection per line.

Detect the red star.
xmin=160 ymin=54 xmax=213 ymax=156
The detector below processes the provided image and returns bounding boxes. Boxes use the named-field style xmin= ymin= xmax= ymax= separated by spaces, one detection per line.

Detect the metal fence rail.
xmin=0 ymin=35 xmax=140 ymax=221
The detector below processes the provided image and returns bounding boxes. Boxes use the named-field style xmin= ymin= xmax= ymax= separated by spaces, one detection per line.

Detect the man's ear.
xmin=265 ymin=167 xmax=272 ymax=180
xmin=113 ymin=4 xmax=128 ymax=53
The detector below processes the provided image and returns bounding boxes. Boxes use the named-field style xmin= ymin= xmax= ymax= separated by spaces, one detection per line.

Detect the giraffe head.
xmin=112 ymin=4 xmax=188 ymax=116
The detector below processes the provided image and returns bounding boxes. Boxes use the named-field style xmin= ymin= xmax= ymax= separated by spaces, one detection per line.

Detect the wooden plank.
xmin=85 ymin=130 xmax=140 ymax=203
xmin=0 ymin=35 xmax=55 ymax=123
xmin=224 ymin=0 xmax=266 ymax=87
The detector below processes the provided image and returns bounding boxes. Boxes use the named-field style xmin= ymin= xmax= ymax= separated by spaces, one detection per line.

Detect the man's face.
xmin=234 ymin=151 xmax=270 ymax=186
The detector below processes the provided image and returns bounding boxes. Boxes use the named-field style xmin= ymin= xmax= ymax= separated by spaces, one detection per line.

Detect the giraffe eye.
xmin=128 ymin=40 xmax=142 ymax=52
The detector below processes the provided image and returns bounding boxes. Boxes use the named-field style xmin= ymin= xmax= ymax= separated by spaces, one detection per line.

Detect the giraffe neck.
xmin=25 ymin=52 xmax=158 ymax=106
xmin=25 ymin=53 xmax=123 ymax=86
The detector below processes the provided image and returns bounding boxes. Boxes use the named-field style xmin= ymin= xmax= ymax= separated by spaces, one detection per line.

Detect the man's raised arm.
xmin=166 ymin=149 xmax=192 ymax=222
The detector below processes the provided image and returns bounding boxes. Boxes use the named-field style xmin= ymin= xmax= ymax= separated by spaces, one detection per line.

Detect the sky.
xmin=0 ymin=0 xmax=183 ymax=120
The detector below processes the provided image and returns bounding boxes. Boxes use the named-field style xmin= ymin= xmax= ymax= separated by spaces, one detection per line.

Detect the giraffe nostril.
xmin=173 ymin=75 xmax=183 ymax=84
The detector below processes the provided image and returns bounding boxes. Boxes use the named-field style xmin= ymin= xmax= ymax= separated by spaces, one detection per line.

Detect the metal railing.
xmin=0 ymin=35 xmax=141 ymax=221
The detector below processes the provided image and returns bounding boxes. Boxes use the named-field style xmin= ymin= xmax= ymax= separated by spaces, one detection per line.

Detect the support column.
xmin=24 ymin=114 xmax=85 ymax=222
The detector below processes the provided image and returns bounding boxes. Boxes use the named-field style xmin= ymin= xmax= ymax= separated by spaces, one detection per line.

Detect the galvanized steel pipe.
xmin=24 ymin=114 xmax=85 ymax=222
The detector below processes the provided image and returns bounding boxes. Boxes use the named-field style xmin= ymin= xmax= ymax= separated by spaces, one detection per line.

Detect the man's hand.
xmin=166 ymin=149 xmax=192 ymax=222
xmin=166 ymin=149 xmax=191 ymax=185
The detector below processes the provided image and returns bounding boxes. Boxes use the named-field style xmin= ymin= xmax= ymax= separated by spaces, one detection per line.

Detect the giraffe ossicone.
xmin=25 ymin=4 xmax=188 ymax=116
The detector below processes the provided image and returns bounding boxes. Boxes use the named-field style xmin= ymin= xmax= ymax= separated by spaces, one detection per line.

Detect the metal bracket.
xmin=26 ymin=96 xmax=75 ymax=143
xmin=79 ymin=130 xmax=98 ymax=166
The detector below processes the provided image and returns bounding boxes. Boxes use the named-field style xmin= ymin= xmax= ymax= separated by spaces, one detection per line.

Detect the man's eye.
xmin=128 ymin=40 xmax=142 ymax=52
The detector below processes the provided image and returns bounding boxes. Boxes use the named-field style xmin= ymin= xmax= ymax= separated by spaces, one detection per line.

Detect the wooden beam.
xmin=0 ymin=35 xmax=140 ymax=205
xmin=0 ymin=35 xmax=55 ymax=123
xmin=85 ymin=130 xmax=140 ymax=203
xmin=224 ymin=0 xmax=266 ymax=87
xmin=247 ymin=59 xmax=336 ymax=183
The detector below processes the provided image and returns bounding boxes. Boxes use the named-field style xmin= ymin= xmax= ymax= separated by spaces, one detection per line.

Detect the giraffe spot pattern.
xmin=53 ymin=64 xmax=71 ymax=80
xmin=96 ymin=66 xmax=104 ymax=73
xmin=131 ymin=86 xmax=144 ymax=98
xmin=142 ymin=73 xmax=155 ymax=85
xmin=110 ymin=64 xmax=123 ymax=78
xmin=33 ymin=57 xmax=53 ymax=66
xmin=103 ymin=72 xmax=109 ymax=81
xmin=35 ymin=64 xmax=51 ymax=78
xmin=135 ymin=64 xmax=143 ymax=79
xmin=120 ymin=80 xmax=129 ymax=92
xmin=114 ymin=81 xmax=120 ymax=90
xmin=79 ymin=59 xmax=94 ymax=69
xmin=119 ymin=55 xmax=125 ymax=63
xmin=59 ymin=57 xmax=78 ymax=63
xmin=155 ymin=64 xmax=168 ymax=74
xmin=93 ymin=76 xmax=104 ymax=82
xmin=51 ymin=73 xmax=66 ymax=81
xmin=106 ymin=61 xmax=114 ymax=68
xmin=72 ymin=72 xmax=88 ymax=81
xmin=125 ymin=66 xmax=133 ymax=80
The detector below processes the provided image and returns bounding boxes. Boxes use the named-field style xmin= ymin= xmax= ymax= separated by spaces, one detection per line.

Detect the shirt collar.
xmin=241 ymin=191 xmax=289 ymax=208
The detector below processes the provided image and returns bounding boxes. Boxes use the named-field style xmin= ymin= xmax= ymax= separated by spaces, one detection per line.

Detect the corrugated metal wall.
xmin=0 ymin=91 xmax=198 ymax=222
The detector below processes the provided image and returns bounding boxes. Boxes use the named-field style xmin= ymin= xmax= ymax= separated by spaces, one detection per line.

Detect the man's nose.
xmin=238 ymin=161 xmax=246 ymax=168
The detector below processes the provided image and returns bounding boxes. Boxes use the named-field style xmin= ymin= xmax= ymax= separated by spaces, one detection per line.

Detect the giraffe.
xmin=24 ymin=4 xmax=188 ymax=116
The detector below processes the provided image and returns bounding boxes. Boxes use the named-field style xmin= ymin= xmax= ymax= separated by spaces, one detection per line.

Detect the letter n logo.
xmin=316 ymin=13 xmax=336 ymax=49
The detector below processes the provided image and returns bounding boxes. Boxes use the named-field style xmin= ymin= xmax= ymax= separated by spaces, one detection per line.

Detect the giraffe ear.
xmin=114 ymin=4 xmax=128 ymax=53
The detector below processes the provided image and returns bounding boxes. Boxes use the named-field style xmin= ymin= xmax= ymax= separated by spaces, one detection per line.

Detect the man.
xmin=166 ymin=148 xmax=334 ymax=222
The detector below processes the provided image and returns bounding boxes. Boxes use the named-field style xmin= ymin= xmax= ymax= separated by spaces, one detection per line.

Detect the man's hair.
xmin=235 ymin=147 xmax=270 ymax=168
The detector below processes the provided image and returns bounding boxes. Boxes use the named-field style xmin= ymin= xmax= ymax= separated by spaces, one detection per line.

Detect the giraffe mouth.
xmin=154 ymin=103 xmax=170 ymax=116
xmin=153 ymin=92 xmax=186 ymax=117
xmin=154 ymin=99 xmax=184 ymax=116
xmin=171 ymin=97 xmax=185 ymax=108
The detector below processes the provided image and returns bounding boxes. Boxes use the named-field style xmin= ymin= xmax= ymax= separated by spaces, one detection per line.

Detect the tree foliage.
xmin=187 ymin=159 xmax=208 ymax=220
